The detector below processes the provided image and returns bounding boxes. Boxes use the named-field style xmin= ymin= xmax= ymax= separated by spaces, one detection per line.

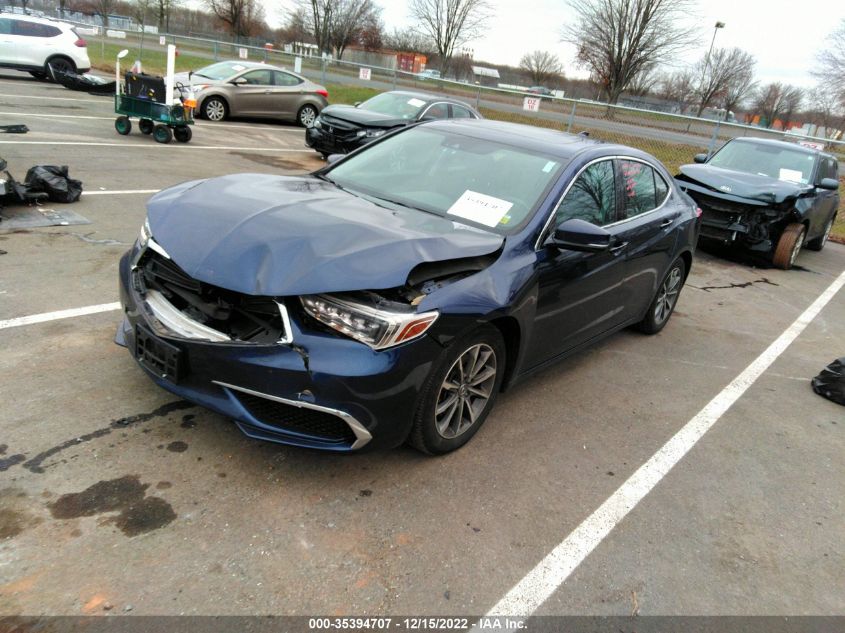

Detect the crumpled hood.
xmin=146 ymin=174 xmax=503 ymax=296
xmin=320 ymin=104 xmax=408 ymax=128
xmin=678 ymin=164 xmax=812 ymax=204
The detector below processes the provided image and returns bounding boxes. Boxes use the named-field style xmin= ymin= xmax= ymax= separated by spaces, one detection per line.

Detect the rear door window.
xmin=274 ymin=71 xmax=302 ymax=87
xmin=12 ymin=20 xmax=59 ymax=37
xmin=619 ymin=159 xmax=668 ymax=219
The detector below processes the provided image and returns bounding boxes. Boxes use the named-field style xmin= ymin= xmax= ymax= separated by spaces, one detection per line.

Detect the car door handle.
xmin=660 ymin=218 xmax=674 ymax=228
xmin=609 ymin=241 xmax=628 ymax=253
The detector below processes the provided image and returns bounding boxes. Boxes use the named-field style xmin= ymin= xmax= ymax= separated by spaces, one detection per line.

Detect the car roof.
xmin=205 ymin=60 xmax=310 ymax=80
xmin=0 ymin=12 xmax=69 ymax=26
xmin=420 ymin=118 xmax=609 ymax=159
xmin=727 ymin=136 xmax=832 ymax=159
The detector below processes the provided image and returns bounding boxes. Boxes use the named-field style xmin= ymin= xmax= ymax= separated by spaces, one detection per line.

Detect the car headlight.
xmin=312 ymin=117 xmax=322 ymax=129
xmin=301 ymin=294 xmax=438 ymax=350
xmin=139 ymin=217 xmax=152 ymax=248
xmin=356 ymin=128 xmax=386 ymax=138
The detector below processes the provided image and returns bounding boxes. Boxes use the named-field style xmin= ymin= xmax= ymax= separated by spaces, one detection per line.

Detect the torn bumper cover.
xmin=116 ymin=244 xmax=445 ymax=452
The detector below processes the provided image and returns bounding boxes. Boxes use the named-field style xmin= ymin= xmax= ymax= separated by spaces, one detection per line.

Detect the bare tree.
xmin=656 ymin=69 xmax=696 ymax=113
xmin=779 ymin=85 xmax=804 ymax=131
xmin=691 ymin=47 xmax=756 ymax=117
xmin=91 ymin=0 xmax=117 ymax=27
xmin=383 ymin=26 xmax=434 ymax=54
xmin=329 ymin=0 xmax=379 ymax=59
xmin=206 ymin=0 xmax=265 ymax=40
xmin=409 ymin=0 xmax=491 ymax=74
xmin=753 ymin=82 xmax=802 ymax=130
xmin=562 ymin=0 xmax=698 ymax=104
xmin=807 ymin=85 xmax=845 ymax=138
xmin=626 ymin=63 xmax=658 ymax=96
xmin=519 ymin=50 xmax=563 ymax=86
xmin=814 ymin=18 xmax=845 ymax=96
xmin=298 ymin=0 xmax=333 ymax=54
xmin=155 ymin=0 xmax=181 ymax=31
xmin=278 ymin=8 xmax=314 ymax=45
xmin=358 ymin=12 xmax=384 ymax=51
xmin=722 ymin=71 xmax=757 ymax=117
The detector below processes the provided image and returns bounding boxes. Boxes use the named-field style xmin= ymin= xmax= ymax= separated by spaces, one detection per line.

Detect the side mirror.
xmin=548 ymin=218 xmax=612 ymax=252
xmin=326 ymin=153 xmax=344 ymax=165
xmin=818 ymin=177 xmax=839 ymax=191
xmin=230 ymin=77 xmax=247 ymax=86
xmin=693 ymin=153 xmax=708 ymax=164
xmin=353 ymin=101 xmax=361 ymax=107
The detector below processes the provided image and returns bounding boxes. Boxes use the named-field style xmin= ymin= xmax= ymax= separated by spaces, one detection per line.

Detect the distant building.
xmin=472 ymin=66 xmax=499 ymax=86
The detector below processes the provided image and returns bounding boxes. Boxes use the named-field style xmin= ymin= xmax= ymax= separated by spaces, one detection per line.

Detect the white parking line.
xmin=480 ymin=268 xmax=845 ymax=618
xmin=0 ymin=109 xmax=305 ymax=132
xmin=0 ymin=92 xmax=109 ymax=103
xmin=82 ymin=189 xmax=160 ymax=195
xmin=0 ymin=141 xmax=311 ymax=151
xmin=0 ymin=302 xmax=121 ymax=330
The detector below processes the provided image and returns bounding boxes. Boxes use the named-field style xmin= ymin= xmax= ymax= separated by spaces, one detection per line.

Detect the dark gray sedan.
xmin=178 ymin=60 xmax=328 ymax=126
xmin=306 ymin=90 xmax=481 ymax=157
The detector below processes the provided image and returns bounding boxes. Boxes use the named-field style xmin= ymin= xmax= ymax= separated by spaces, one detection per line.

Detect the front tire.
xmin=114 ymin=116 xmax=131 ymax=135
xmin=806 ymin=215 xmax=835 ymax=252
xmin=202 ymin=96 xmax=228 ymax=122
xmin=297 ymin=104 xmax=318 ymax=127
xmin=46 ymin=57 xmax=75 ymax=80
xmin=772 ymin=223 xmax=805 ymax=269
xmin=637 ymin=257 xmax=686 ymax=334
xmin=409 ymin=325 xmax=505 ymax=455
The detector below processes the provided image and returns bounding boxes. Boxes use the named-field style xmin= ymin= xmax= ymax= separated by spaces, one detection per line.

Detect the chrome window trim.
xmin=212 ymin=381 xmax=373 ymax=450
xmin=419 ymin=101 xmax=454 ymax=120
xmin=534 ymin=155 xmax=675 ymax=250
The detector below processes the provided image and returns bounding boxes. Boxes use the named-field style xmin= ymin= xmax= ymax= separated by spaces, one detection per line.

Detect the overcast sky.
xmin=275 ymin=0 xmax=842 ymax=87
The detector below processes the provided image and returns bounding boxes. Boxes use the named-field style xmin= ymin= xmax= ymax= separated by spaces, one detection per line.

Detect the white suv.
xmin=0 ymin=13 xmax=90 ymax=79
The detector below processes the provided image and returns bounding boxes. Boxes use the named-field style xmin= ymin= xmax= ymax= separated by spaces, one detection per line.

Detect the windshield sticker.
xmin=231 ymin=64 xmax=246 ymax=71
xmin=447 ymin=190 xmax=513 ymax=227
xmin=778 ymin=168 xmax=804 ymax=183
xmin=542 ymin=160 xmax=557 ymax=173
xmin=407 ymin=98 xmax=426 ymax=108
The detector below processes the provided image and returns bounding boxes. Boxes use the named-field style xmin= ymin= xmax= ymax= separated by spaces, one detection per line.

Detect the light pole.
xmin=707 ymin=21 xmax=725 ymax=62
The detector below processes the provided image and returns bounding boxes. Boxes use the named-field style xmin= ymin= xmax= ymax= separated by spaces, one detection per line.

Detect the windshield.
xmin=709 ymin=141 xmax=816 ymax=184
xmin=326 ymin=126 xmax=565 ymax=234
xmin=359 ymin=93 xmax=427 ymax=119
xmin=193 ymin=61 xmax=250 ymax=81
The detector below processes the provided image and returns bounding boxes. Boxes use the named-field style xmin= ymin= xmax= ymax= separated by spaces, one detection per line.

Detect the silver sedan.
xmin=178 ymin=60 xmax=328 ymax=126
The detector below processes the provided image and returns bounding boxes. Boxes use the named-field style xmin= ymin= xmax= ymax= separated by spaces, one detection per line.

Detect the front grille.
xmin=236 ymin=393 xmax=357 ymax=444
xmin=138 ymin=249 xmax=289 ymax=344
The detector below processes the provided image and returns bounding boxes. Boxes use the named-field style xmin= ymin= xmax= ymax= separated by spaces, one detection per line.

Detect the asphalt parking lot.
xmin=0 ymin=71 xmax=843 ymax=619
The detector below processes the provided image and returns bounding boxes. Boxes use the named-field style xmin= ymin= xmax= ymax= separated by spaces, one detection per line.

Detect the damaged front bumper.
xmin=116 ymin=246 xmax=444 ymax=452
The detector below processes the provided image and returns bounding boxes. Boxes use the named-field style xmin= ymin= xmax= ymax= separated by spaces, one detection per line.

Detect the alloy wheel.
xmin=434 ymin=343 xmax=497 ymax=439
xmin=205 ymin=99 xmax=226 ymax=121
xmin=299 ymin=105 xmax=317 ymax=127
xmin=654 ymin=266 xmax=682 ymax=325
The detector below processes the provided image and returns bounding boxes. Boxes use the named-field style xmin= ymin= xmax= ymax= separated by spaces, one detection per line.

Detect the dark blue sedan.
xmin=116 ymin=119 xmax=700 ymax=454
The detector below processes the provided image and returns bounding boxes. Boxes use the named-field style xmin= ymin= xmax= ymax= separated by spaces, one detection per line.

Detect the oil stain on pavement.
xmin=48 ymin=475 xmax=176 ymax=537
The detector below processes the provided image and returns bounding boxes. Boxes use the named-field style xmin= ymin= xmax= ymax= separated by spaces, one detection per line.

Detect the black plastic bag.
xmin=24 ymin=165 xmax=82 ymax=203
xmin=812 ymin=357 xmax=845 ymax=406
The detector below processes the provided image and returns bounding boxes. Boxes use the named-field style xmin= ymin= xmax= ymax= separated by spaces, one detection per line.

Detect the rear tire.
xmin=114 ymin=116 xmax=131 ymax=135
xmin=806 ymin=215 xmax=835 ymax=252
xmin=153 ymin=124 xmax=173 ymax=144
xmin=173 ymin=126 xmax=192 ymax=143
xmin=637 ymin=257 xmax=686 ymax=334
xmin=139 ymin=119 xmax=154 ymax=135
xmin=46 ymin=57 xmax=75 ymax=81
xmin=772 ymin=223 xmax=805 ymax=269
xmin=409 ymin=324 xmax=505 ymax=455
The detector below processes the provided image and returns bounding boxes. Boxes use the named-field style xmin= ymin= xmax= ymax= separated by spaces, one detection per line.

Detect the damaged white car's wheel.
xmin=409 ymin=325 xmax=505 ymax=455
